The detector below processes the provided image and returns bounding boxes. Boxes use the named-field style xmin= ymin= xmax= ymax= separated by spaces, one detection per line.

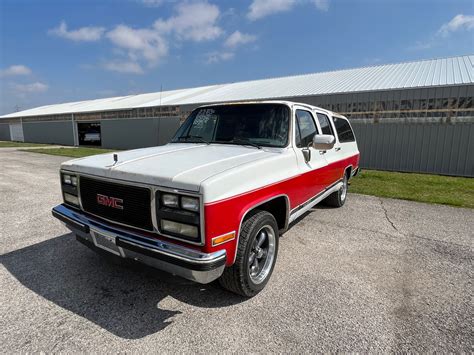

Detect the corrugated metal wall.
xmin=101 ymin=117 xmax=180 ymax=150
xmin=23 ymin=121 xmax=74 ymax=145
xmin=351 ymin=122 xmax=474 ymax=177
xmin=0 ymin=124 xmax=10 ymax=141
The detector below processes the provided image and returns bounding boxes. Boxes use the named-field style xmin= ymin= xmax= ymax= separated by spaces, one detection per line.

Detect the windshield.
xmin=172 ymin=104 xmax=290 ymax=148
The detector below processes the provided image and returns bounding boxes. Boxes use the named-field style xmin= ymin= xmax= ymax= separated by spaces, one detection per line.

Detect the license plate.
xmin=91 ymin=230 xmax=121 ymax=256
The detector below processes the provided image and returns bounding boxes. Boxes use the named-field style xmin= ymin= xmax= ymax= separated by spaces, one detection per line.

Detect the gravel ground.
xmin=1 ymin=149 xmax=473 ymax=352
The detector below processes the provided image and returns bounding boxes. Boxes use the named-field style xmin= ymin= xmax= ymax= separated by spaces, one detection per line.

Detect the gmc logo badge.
xmin=96 ymin=194 xmax=124 ymax=210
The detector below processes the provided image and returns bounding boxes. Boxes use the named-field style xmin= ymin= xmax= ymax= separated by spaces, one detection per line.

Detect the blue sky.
xmin=0 ymin=0 xmax=473 ymax=115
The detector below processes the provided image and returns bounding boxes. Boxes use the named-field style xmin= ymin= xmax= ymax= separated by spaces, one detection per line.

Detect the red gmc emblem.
xmin=96 ymin=194 xmax=123 ymax=210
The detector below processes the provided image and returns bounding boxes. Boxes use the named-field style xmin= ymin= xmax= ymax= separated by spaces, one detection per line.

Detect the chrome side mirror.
xmin=313 ymin=134 xmax=335 ymax=150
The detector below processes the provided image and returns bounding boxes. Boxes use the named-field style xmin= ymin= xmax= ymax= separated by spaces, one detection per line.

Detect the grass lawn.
xmin=0 ymin=140 xmax=52 ymax=148
xmin=21 ymin=147 xmax=117 ymax=158
xmin=350 ymin=169 xmax=474 ymax=209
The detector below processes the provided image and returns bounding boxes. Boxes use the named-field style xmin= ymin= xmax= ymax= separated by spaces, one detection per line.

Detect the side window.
xmin=316 ymin=113 xmax=334 ymax=136
xmin=295 ymin=110 xmax=318 ymax=148
xmin=333 ymin=117 xmax=355 ymax=143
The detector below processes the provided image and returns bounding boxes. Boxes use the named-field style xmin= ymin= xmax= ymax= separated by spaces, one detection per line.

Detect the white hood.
xmin=61 ymin=143 xmax=276 ymax=192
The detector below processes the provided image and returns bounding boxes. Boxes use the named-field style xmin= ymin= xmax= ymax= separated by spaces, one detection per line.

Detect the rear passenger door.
xmin=315 ymin=112 xmax=340 ymax=183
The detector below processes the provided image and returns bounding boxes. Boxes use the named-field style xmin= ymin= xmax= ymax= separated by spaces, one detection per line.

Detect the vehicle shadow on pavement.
xmin=1 ymin=233 xmax=246 ymax=339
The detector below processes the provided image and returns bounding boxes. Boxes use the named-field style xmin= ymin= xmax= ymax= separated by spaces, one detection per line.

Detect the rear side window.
xmin=295 ymin=110 xmax=318 ymax=148
xmin=333 ymin=117 xmax=355 ymax=143
xmin=316 ymin=113 xmax=334 ymax=136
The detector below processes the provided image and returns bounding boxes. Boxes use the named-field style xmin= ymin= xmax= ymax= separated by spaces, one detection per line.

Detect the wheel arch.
xmin=234 ymin=194 xmax=289 ymax=262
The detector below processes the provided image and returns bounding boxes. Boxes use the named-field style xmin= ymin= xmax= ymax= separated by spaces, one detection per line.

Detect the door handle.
xmin=335 ymin=147 xmax=341 ymax=152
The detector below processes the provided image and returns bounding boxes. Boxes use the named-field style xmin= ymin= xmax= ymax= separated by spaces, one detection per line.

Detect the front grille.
xmin=79 ymin=176 xmax=153 ymax=231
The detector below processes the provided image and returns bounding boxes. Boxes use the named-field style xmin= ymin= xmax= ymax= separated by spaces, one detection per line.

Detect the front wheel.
xmin=218 ymin=210 xmax=279 ymax=297
xmin=324 ymin=174 xmax=348 ymax=207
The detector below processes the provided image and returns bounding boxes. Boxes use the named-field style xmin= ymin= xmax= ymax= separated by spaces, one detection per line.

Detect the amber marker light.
xmin=212 ymin=232 xmax=236 ymax=247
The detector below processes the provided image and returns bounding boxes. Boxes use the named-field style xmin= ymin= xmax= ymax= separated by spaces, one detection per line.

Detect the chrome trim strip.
xmin=234 ymin=194 xmax=290 ymax=263
xmin=289 ymin=178 xmax=343 ymax=215
xmin=288 ymin=181 xmax=343 ymax=223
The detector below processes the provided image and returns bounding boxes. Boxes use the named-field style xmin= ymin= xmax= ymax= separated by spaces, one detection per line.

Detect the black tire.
xmin=324 ymin=173 xmax=348 ymax=207
xmin=219 ymin=210 xmax=279 ymax=297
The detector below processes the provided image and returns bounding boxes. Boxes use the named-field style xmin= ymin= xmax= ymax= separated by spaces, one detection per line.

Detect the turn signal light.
xmin=212 ymin=232 xmax=236 ymax=247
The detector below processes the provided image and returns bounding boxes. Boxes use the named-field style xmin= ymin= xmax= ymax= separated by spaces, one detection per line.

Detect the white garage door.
xmin=10 ymin=123 xmax=24 ymax=142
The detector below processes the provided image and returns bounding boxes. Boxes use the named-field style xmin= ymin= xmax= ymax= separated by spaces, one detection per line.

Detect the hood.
xmin=61 ymin=143 xmax=277 ymax=191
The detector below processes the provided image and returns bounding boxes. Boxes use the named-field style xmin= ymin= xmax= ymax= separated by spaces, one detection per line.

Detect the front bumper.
xmin=52 ymin=204 xmax=226 ymax=284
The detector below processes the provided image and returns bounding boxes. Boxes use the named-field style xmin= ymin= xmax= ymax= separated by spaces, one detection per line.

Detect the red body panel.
xmin=203 ymin=153 xmax=359 ymax=265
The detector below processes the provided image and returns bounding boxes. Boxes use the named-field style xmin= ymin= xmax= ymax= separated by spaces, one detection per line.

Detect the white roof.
xmin=2 ymin=55 xmax=473 ymax=119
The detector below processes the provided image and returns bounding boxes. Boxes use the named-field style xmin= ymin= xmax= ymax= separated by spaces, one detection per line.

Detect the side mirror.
xmin=312 ymin=134 xmax=335 ymax=150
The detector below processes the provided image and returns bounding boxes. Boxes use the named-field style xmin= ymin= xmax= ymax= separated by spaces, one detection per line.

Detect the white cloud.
xmin=224 ymin=31 xmax=257 ymax=48
xmin=206 ymin=51 xmax=234 ymax=63
xmin=106 ymin=25 xmax=168 ymax=65
xmin=140 ymin=0 xmax=164 ymax=7
xmin=49 ymin=21 xmax=105 ymax=42
xmin=247 ymin=0 xmax=329 ymax=20
xmin=154 ymin=2 xmax=223 ymax=41
xmin=0 ymin=65 xmax=32 ymax=77
xmin=103 ymin=60 xmax=144 ymax=74
xmin=12 ymin=82 xmax=49 ymax=94
xmin=312 ymin=0 xmax=329 ymax=11
xmin=438 ymin=14 xmax=474 ymax=37
xmin=247 ymin=0 xmax=296 ymax=20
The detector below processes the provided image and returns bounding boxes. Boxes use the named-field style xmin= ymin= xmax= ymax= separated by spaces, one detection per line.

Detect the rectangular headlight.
xmin=64 ymin=193 xmax=79 ymax=206
xmin=63 ymin=174 xmax=72 ymax=185
xmin=181 ymin=196 xmax=199 ymax=212
xmin=161 ymin=219 xmax=198 ymax=239
xmin=62 ymin=173 xmax=78 ymax=186
xmin=162 ymin=193 xmax=179 ymax=208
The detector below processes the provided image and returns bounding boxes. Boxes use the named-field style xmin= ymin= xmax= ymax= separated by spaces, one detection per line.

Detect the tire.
xmin=324 ymin=173 xmax=348 ymax=207
xmin=219 ymin=210 xmax=279 ymax=297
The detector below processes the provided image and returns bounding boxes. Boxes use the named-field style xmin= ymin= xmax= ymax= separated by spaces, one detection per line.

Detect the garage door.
xmin=10 ymin=123 xmax=24 ymax=142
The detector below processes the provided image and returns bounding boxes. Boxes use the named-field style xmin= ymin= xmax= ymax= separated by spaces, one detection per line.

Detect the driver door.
xmin=293 ymin=107 xmax=330 ymax=205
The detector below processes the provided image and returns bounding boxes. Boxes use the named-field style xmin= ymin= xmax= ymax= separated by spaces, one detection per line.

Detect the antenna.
xmin=14 ymin=105 xmax=20 ymax=112
xmin=159 ymin=84 xmax=163 ymax=106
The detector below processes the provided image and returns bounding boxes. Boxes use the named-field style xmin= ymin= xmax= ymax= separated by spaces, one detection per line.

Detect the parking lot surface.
xmin=1 ymin=149 xmax=473 ymax=352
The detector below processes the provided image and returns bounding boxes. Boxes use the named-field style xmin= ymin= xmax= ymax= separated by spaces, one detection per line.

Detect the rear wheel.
xmin=219 ymin=210 xmax=279 ymax=297
xmin=324 ymin=173 xmax=348 ymax=207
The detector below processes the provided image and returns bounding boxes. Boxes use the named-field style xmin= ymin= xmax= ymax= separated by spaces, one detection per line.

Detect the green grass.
xmin=0 ymin=140 xmax=52 ymax=148
xmin=22 ymin=147 xmax=117 ymax=158
xmin=350 ymin=169 xmax=474 ymax=208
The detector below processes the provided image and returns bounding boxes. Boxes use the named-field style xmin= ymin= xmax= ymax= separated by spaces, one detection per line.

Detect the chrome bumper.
xmin=52 ymin=204 xmax=226 ymax=284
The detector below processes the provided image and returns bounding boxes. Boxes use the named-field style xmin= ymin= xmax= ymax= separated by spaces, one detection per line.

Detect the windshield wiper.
xmin=177 ymin=135 xmax=210 ymax=145
xmin=226 ymin=139 xmax=262 ymax=149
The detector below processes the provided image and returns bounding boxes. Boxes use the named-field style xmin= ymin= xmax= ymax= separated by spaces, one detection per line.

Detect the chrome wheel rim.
xmin=248 ymin=225 xmax=276 ymax=284
xmin=340 ymin=178 xmax=347 ymax=201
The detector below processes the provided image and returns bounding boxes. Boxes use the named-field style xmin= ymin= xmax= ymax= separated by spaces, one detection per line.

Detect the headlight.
xmin=63 ymin=174 xmax=72 ymax=185
xmin=162 ymin=193 xmax=179 ymax=208
xmin=161 ymin=220 xmax=198 ymax=238
xmin=62 ymin=173 xmax=77 ymax=186
xmin=64 ymin=193 xmax=79 ymax=206
xmin=181 ymin=196 xmax=199 ymax=212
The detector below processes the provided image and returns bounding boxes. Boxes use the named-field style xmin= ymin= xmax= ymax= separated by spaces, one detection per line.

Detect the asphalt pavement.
xmin=1 ymin=149 xmax=473 ymax=352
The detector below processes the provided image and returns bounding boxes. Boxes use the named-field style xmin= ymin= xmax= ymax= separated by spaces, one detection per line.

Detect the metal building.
xmin=0 ymin=55 xmax=473 ymax=176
